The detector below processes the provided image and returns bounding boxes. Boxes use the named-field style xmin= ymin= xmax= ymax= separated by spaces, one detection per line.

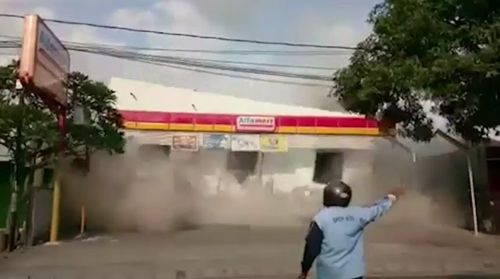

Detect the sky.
xmin=0 ymin=0 xmax=380 ymax=109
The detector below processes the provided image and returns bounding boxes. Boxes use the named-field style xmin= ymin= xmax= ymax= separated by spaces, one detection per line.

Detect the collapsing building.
xmin=110 ymin=77 xmax=382 ymax=200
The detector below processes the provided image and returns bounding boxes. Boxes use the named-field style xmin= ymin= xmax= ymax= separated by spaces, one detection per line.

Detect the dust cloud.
xmin=366 ymin=140 xmax=466 ymax=228
xmin=60 ymin=139 xmax=468 ymax=235
xmin=60 ymin=140 xmax=319 ymax=234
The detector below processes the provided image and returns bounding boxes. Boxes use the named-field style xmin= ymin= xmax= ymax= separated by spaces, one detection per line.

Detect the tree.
xmin=0 ymin=60 xmax=125 ymax=248
xmin=0 ymin=61 xmax=124 ymax=170
xmin=334 ymin=0 xmax=500 ymax=143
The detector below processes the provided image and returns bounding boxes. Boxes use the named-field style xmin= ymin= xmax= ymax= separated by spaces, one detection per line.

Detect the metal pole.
xmin=466 ymin=155 xmax=479 ymax=236
xmin=411 ymin=152 xmax=417 ymax=189
xmin=79 ymin=205 xmax=86 ymax=236
xmin=49 ymin=109 xmax=66 ymax=244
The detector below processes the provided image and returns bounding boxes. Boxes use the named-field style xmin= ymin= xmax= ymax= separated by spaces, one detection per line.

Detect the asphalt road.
xmin=1 ymin=222 xmax=500 ymax=279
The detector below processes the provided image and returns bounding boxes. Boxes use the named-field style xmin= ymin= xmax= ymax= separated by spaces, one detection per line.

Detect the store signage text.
xmin=236 ymin=116 xmax=276 ymax=132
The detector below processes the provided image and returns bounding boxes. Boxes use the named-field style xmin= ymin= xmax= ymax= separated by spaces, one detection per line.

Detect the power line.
xmin=69 ymin=46 xmax=334 ymax=81
xmin=72 ymin=44 xmax=354 ymax=56
xmin=0 ymin=38 xmax=342 ymax=71
xmin=0 ymin=38 xmax=338 ymax=85
xmin=185 ymin=58 xmax=339 ymax=70
xmin=128 ymin=60 xmax=334 ymax=88
xmin=0 ymin=35 xmax=354 ymax=56
xmin=0 ymin=13 xmax=360 ymax=50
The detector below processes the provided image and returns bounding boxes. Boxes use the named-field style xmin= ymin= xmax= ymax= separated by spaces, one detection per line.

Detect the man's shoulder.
xmin=313 ymin=206 xmax=358 ymax=220
xmin=320 ymin=206 xmax=368 ymax=218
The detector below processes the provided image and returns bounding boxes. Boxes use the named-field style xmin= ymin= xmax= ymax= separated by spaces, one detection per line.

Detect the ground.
xmin=1 ymin=222 xmax=500 ymax=279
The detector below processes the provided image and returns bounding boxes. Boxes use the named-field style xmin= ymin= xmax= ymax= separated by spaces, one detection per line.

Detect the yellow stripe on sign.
xmin=169 ymin=123 xmax=195 ymax=131
xmin=123 ymin=122 xmax=381 ymax=136
xmin=124 ymin=121 xmax=170 ymax=130
xmin=193 ymin=124 xmax=215 ymax=132
xmin=276 ymin=126 xmax=297 ymax=134
xmin=314 ymin=127 xmax=381 ymax=136
xmin=212 ymin=124 xmax=234 ymax=132
xmin=296 ymin=127 xmax=316 ymax=134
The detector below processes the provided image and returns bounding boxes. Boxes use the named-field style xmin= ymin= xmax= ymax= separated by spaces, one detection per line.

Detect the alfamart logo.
xmin=236 ymin=116 xmax=276 ymax=132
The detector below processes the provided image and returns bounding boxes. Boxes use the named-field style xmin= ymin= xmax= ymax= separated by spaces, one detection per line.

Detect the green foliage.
xmin=334 ymin=0 xmax=500 ymax=142
xmin=0 ymin=60 xmax=125 ymax=169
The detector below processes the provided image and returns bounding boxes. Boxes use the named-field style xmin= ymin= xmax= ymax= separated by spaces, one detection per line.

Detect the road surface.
xmin=1 ymin=222 xmax=500 ymax=278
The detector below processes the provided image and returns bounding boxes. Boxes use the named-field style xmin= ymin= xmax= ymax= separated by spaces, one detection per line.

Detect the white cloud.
xmin=0 ymin=0 xmax=370 ymax=109
xmin=109 ymin=8 xmax=160 ymax=31
xmin=32 ymin=6 xmax=55 ymax=18
xmin=0 ymin=4 xmax=57 ymax=65
xmin=99 ymin=1 xmax=350 ymax=108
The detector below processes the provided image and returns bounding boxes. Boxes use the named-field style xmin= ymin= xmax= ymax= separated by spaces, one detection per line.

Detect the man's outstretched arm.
xmin=359 ymin=187 xmax=406 ymax=227
xmin=299 ymin=221 xmax=323 ymax=278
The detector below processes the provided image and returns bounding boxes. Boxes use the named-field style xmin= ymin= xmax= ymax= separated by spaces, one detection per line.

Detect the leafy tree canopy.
xmin=334 ymin=0 xmax=500 ymax=142
xmin=0 ymin=60 xmax=125 ymax=170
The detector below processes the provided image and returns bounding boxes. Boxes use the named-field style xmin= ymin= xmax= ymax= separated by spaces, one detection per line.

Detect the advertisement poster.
xmin=231 ymin=135 xmax=260 ymax=151
xmin=260 ymin=135 xmax=288 ymax=152
xmin=203 ymin=134 xmax=230 ymax=149
xmin=172 ymin=134 xmax=199 ymax=151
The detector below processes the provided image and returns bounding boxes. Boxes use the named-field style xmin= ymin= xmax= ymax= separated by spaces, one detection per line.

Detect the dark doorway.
xmin=227 ymin=151 xmax=259 ymax=184
xmin=313 ymin=152 xmax=343 ymax=184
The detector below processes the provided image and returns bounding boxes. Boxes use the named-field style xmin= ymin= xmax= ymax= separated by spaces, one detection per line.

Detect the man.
xmin=298 ymin=181 xmax=405 ymax=279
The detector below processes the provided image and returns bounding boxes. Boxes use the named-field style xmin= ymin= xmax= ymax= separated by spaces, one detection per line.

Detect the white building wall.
xmin=127 ymin=131 xmax=378 ymax=199
xmin=261 ymin=149 xmax=318 ymax=193
xmin=174 ymin=147 xmax=376 ymax=199
xmin=261 ymin=149 xmax=375 ymax=202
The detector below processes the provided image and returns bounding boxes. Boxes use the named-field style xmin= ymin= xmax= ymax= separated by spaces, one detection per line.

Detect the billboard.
xmin=172 ymin=134 xmax=199 ymax=151
xmin=202 ymin=134 xmax=230 ymax=149
xmin=260 ymin=135 xmax=288 ymax=152
xmin=236 ymin=116 xmax=275 ymax=132
xmin=231 ymin=135 xmax=260 ymax=151
xmin=19 ymin=14 xmax=70 ymax=107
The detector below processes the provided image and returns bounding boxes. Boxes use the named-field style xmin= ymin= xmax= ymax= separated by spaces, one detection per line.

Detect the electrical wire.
xmin=0 ymin=39 xmax=338 ymax=85
xmin=69 ymin=46 xmax=334 ymax=81
xmin=118 ymin=59 xmax=334 ymax=88
xmin=0 ymin=35 xmax=354 ymax=56
xmin=0 ymin=38 xmax=342 ymax=72
xmin=0 ymin=13 xmax=360 ymax=50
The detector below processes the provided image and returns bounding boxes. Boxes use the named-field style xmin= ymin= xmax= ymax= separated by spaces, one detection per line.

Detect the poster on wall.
xmin=172 ymin=134 xmax=199 ymax=151
xmin=260 ymin=135 xmax=288 ymax=152
xmin=203 ymin=134 xmax=230 ymax=149
xmin=231 ymin=135 xmax=260 ymax=151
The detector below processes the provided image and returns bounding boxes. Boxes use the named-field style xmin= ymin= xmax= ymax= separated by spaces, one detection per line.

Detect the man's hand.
xmin=389 ymin=187 xmax=406 ymax=199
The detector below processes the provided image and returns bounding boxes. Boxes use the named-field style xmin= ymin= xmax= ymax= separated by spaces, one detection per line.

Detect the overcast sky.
xmin=0 ymin=0 xmax=380 ymax=109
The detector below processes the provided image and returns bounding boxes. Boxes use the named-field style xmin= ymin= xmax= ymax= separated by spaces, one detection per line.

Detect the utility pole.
xmin=49 ymin=108 xmax=66 ymax=244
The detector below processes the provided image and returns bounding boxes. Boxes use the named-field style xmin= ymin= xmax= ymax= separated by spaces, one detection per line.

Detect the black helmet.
xmin=323 ymin=181 xmax=352 ymax=207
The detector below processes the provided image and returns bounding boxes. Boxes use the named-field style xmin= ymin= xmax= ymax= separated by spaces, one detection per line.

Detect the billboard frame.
xmin=18 ymin=14 xmax=70 ymax=110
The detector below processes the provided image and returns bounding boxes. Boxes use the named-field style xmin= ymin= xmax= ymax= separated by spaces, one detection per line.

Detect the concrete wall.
xmin=261 ymin=149 xmax=318 ymax=193
xmin=173 ymin=147 xmax=375 ymax=197
xmin=126 ymin=131 xmax=377 ymax=196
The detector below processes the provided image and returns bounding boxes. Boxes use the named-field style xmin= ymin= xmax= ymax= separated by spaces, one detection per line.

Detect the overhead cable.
xmin=0 ymin=13 xmax=359 ymax=50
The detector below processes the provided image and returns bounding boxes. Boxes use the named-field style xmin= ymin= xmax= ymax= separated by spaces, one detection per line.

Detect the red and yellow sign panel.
xmin=121 ymin=111 xmax=381 ymax=136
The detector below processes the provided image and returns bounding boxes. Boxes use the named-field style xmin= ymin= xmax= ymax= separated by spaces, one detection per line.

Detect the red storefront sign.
xmin=236 ymin=116 xmax=276 ymax=132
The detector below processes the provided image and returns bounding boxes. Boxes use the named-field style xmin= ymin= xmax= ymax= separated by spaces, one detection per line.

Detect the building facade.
xmin=112 ymin=78 xmax=382 ymax=200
